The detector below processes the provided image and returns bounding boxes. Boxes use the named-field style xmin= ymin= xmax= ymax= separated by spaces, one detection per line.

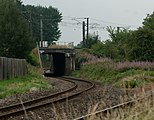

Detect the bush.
xmin=26 ymin=53 xmax=39 ymax=66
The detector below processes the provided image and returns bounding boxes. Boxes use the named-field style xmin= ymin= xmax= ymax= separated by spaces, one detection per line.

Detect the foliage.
xmin=86 ymin=33 xmax=99 ymax=48
xmin=75 ymin=49 xmax=112 ymax=70
xmin=128 ymin=27 xmax=154 ymax=61
xmin=104 ymin=27 xmax=133 ymax=60
xmin=112 ymin=13 xmax=154 ymax=61
xmin=0 ymin=0 xmax=34 ymax=59
xmin=86 ymin=12 xmax=154 ymax=61
xmin=143 ymin=12 xmax=154 ymax=29
xmin=72 ymin=51 xmax=154 ymax=87
xmin=90 ymin=41 xmax=105 ymax=57
xmin=77 ymin=33 xmax=100 ymax=48
xmin=106 ymin=40 xmax=119 ymax=59
xmin=124 ymin=80 xmax=137 ymax=88
xmin=83 ymin=27 xmax=133 ymax=60
xmin=75 ymin=49 xmax=90 ymax=70
xmin=19 ymin=2 xmax=62 ymax=44
xmin=0 ymin=65 xmax=51 ymax=99
xmin=87 ymin=97 xmax=154 ymax=120
xmin=26 ymin=51 xmax=39 ymax=66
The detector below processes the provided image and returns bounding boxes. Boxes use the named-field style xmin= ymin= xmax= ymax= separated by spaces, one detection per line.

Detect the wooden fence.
xmin=0 ymin=57 xmax=27 ymax=80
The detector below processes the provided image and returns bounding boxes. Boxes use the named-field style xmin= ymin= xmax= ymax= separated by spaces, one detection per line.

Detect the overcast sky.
xmin=22 ymin=0 xmax=154 ymax=45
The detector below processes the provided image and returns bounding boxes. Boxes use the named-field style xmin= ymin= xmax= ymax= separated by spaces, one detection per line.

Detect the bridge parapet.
xmin=38 ymin=41 xmax=74 ymax=48
xmin=39 ymin=47 xmax=75 ymax=54
xmin=50 ymin=42 xmax=74 ymax=48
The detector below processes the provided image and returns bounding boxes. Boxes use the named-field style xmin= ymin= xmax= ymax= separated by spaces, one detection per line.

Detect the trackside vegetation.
xmin=72 ymin=12 xmax=154 ymax=119
xmin=74 ymin=11 xmax=154 ymax=88
xmin=0 ymin=65 xmax=51 ymax=99
xmin=72 ymin=51 xmax=154 ymax=88
xmin=77 ymin=12 xmax=154 ymax=62
xmin=71 ymin=50 xmax=154 ymax=119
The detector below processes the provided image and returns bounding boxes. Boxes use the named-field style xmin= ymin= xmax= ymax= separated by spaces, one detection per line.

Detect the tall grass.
xmin=0 ymin=65 xmax=50 ymax=99
xmin=85 ymin=92 xmax=154 ymax=120
xmin=27 ymin=92 xmax=154 ymax=120
xmin=73 ymin=51 xmax=154 ymax=88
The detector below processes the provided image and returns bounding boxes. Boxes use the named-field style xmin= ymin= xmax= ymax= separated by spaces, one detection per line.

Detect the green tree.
xmin=20 ymin=4 xmax=62 ymax=44
xmin=0 ymin=0 xmax=34 ymax=58
xmin=143 ymin=12 xmax=154 ymax=30
xmin=106 ymin=26 xmax=132 ymax=60
xmin=128 ymin=12 xmax=154 ymax=61
xmin=77 ymin=33 xmax=99 ymax=48
xmin=85 ymin=33 xmax=99 ymax=48
xmin=79 ymin=13 xmax=154 ymax=61
xmin=103 ymin=40 xmax=119 ymax=59
xmin=91 ymin=41 xmax=105 ymax=57
xmin=128 ymin=27 xmax=154 ymax=61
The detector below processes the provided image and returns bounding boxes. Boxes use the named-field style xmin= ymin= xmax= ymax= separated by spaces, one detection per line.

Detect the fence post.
xmin=7 ymin=58 xmax=12 ymax=79
xmin=3 ymin=57 xmax=8 ymax=80
xmin=0 ymin=57 xmax=4 ymax=80
xmin=12 ymin=58 xmax=15 ymax=78
xmin=22 ymin=59 xmax=27 ymax=76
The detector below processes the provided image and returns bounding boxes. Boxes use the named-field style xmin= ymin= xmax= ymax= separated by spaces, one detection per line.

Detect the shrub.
xmin=26 ymin=53 xmax=39 ymax=66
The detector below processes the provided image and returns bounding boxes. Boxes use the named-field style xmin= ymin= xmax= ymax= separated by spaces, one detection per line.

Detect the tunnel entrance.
xmin=52 ymin=53 xmax=65 ymax=76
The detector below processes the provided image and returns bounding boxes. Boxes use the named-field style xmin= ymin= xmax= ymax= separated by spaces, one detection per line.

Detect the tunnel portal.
xmin=52 ymin=53 xmax=65 ymax=76
xmin=40 ymin=47 xmax=75 ymax=76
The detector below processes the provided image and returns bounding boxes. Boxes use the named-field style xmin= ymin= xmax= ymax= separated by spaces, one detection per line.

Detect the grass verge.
xmin=0 ymin=65 xmax=50 ymax=99
xmin=72 ymin=62 xmax=154 ymax=88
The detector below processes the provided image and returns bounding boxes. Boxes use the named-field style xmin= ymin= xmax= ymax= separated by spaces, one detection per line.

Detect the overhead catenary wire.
xmin=22 ymin=11 xmax=136 ymax=30
xmin=63 ymin=16 xmax=140 ymax=29
xmin=90 ymin=17 xmax=139 ymax=27
xmin=22 ymin=12 xmax=139 ymax=43
xmin=22 ymin=10 xmax=139 ymax=29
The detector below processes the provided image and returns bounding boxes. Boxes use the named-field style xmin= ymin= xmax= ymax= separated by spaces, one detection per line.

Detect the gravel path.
xmin=0 ymin=77 xmax=140 ymax=120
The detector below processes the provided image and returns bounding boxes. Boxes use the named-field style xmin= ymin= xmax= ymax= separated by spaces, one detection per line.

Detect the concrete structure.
xmin=39 ymin=48 xmax=75 ymax=76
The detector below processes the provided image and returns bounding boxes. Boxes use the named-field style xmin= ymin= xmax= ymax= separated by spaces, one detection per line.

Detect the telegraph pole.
xmin=40 ymin=14 xmax=43 ymax=47
xmin=29 ymin=11 xmax=33 ymax=37
xmin=82 ymin=21 xmax=86 ymax=47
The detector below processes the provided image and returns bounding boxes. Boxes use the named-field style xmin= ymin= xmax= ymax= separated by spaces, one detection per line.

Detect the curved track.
xmin=0 ymin=76 xmax=95 ymax=119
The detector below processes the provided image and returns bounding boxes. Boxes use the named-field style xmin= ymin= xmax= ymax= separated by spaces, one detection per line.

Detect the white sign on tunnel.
xmin=40 ymin=50 xmax=45 ymax=53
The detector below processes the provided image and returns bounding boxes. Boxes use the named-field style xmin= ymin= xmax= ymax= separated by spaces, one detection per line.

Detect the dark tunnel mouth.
xmin=48 ymin=52 xmax=65 ymax=76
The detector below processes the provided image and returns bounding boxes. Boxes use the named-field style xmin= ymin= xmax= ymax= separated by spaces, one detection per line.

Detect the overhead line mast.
xmin=83 ymin=17 xmax=89 ymax=48
xmin=86 ymin=17 xmax=89 ymax=44
xmin=82 ymin=21 xmax=86 ymax=47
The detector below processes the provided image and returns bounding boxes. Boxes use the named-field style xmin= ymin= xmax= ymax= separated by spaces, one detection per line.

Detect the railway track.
xmin=0 ymin=76 xmax=94 ymax=119
xmin=74 ymin=90 xmax=154 ymax=120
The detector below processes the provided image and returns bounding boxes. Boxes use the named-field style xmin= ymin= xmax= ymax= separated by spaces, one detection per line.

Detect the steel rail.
xmin=0 ymin=77 xmax=77 ymax=119
xmin=0 ymin=76 xmax=95 ymax=119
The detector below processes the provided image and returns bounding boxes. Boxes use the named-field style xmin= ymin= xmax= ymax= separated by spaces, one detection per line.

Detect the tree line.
xmin=81 ymin=12 xmax=154 ymax=61
xmin=0 ymin=0 xmax=153 ymax=62
xmin=0 ymin=0 xmax=62 ymax=60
